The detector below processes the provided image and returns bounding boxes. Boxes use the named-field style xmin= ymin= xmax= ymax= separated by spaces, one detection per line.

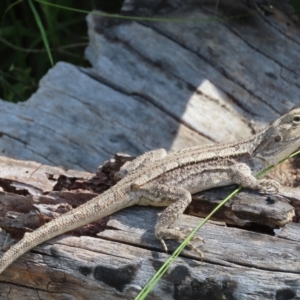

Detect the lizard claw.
xmin=174 ymin=227 xmax=205 ymax=244
xmin=158 ymin=227 xmax=205 ymax=261
xmin=258 ymin=179 xmax=280 ymax=194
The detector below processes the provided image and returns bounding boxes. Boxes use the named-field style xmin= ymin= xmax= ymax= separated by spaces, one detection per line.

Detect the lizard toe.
xmin=156 ymin=228 xmax=204 ymax=259
xmin=258 ymin=179 xmax=280 ymax=194
xmin=175 ymin=227 xmax=205 ymax=243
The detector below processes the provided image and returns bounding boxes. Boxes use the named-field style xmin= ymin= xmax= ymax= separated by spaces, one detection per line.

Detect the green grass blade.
xmin=34 ymin=0 xmax=259 ymax=23
xmin=135 ymin=150 xmax=300 ymax=300
xmin=28 ymin=0 xmax=53 ymax=65
xmin=135 ymin=187 xmax=241 ymax=300
xmin=2 ymin=0 xmax=23 ymax=23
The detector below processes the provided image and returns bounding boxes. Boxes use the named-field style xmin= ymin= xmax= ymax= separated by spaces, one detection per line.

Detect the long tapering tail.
xmin=0 ymin=188 xmax=132 ymax=274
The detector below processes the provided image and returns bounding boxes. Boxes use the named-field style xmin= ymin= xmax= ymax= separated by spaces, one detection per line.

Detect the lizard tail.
xmin=0 ymin=189 xmax=132 ymax=274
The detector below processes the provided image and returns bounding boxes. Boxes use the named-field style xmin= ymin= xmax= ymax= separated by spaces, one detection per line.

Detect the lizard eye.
xmin=293 ymin=115 xmax=300 ymax=123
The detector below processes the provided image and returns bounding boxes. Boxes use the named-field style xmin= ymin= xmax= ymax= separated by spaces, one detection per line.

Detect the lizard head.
xmin=254 ymin=107 xmax=300 ymax=165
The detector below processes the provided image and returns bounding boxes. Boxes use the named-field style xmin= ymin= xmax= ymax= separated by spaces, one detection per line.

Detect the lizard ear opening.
xmin=292 ymin=115 xmax=300 ymax=124
xmin=274 ymin=135 xmax=282 ymax=142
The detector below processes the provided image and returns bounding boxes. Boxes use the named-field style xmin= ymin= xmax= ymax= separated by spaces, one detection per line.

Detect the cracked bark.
xmin=0 ymin=1 xmax=300 ymax=299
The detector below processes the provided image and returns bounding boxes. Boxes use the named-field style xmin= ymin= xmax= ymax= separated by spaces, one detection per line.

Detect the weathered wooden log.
xmin=0 ymin=1 xmax=299 ymax=172
xmin=0 ymin=0 xmax=300 ymax=298
xmin=0 ymin=154 xmax=300 ymax=299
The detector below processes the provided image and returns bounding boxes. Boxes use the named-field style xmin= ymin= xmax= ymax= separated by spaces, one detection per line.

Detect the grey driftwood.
xmin=0 ymin=153 xmax=300 ymax=299
xmin=0 ymin=0 xmax=300 ymax=299
xmin=0 ymin=1 xmax=299 ymax=171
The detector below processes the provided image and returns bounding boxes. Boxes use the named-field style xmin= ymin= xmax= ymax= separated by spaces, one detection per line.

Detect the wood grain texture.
xmin=0 ymin=0 xmax=300 ymax=299
xmin=1 ymin=207 xmax=300 ymax=300
xmin=0 ymin=1 xmax=299 ymax=172
xmin=0 ymin=154 xmax=300 ymax=299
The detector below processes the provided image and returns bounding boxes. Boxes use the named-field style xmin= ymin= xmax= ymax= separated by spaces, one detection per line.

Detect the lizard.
xmin=1 ymin=107 xmax=300 ymax=275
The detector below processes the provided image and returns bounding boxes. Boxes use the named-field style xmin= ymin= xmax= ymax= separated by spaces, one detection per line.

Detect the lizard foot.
xmin=157 ymin=228 xmax=204 ymax=260
xmin=257 ymin=179 xmax=280 ymax=194
xmin=174 ymin=227 xmax=205 ymax=244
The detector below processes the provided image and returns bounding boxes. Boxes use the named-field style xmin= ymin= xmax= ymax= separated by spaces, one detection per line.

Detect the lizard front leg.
xmin=229 ymin=163 xmax=280 ymax=193
xmin=132 ymin=183 xmax=204 ymax=257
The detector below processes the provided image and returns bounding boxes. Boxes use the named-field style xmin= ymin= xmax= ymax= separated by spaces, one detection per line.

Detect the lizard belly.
xmin=154 ymin=165 xmax=234 ymax=194
xmin=184 ymin=171 xmax=233 ymax=194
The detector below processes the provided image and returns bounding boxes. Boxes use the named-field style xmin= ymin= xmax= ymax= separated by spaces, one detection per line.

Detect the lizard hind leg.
xmin=134 ymin=183 xmax=204 ymax=259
